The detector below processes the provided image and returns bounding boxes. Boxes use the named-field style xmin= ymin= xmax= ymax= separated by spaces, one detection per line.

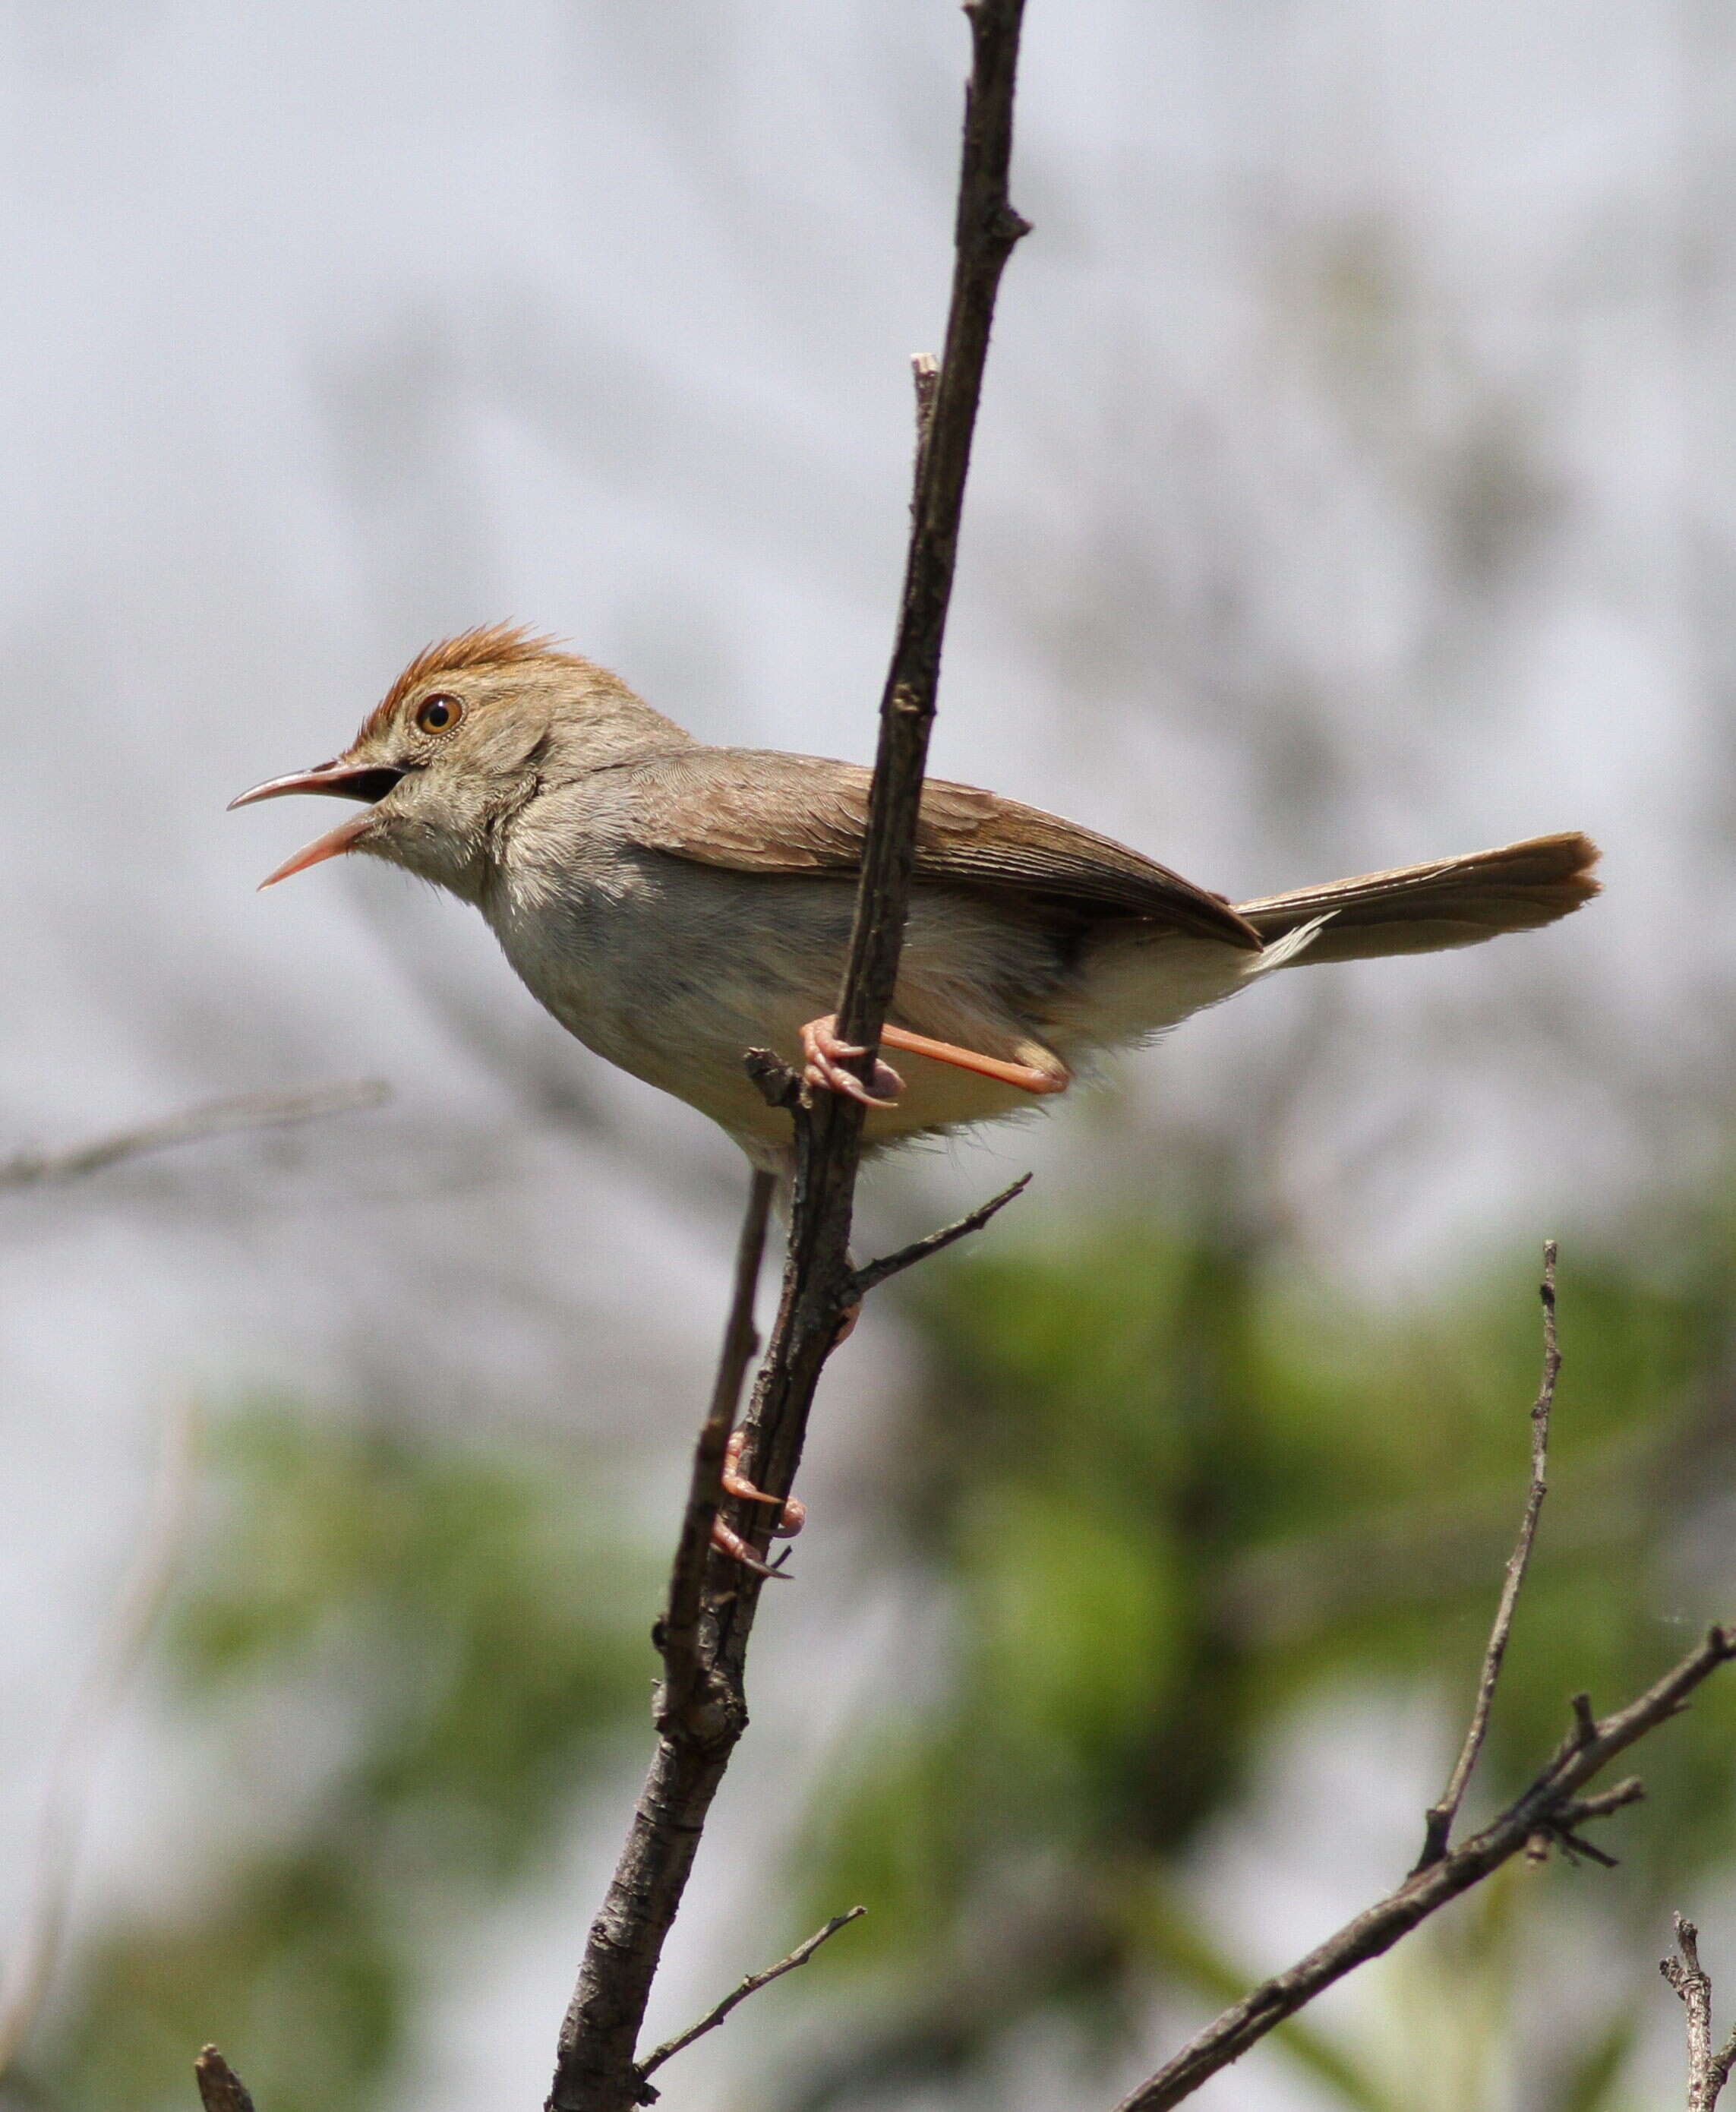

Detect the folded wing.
xmin=630 ymin=749 xmax=1263 ymax=950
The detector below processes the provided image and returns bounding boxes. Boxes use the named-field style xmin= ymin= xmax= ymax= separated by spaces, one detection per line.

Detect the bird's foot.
xmin=709 ymin=1429 xmax=806 ymax=1575
xmin=800 ymin=1016 xmax=904 ymax=1108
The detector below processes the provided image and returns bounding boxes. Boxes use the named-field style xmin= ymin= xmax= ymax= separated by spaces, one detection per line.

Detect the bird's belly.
xmin=485 ymin=862 xmax=1059 ymax=1155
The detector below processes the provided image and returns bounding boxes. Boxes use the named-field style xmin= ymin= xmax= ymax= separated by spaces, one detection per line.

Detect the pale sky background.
xmin=2 ymin=1 xmax=1732 ymax=2106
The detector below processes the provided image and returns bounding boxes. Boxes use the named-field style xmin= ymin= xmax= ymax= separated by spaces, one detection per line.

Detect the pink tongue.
xmin=258 ymin=812 xmax=373 ymax=889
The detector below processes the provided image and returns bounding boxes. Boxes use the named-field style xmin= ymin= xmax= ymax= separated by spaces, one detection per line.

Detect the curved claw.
xmin=709 ymin=1512 xmax=794 ymax=1578
xmin=800 ymin=1016 xmax=904 ymax=1109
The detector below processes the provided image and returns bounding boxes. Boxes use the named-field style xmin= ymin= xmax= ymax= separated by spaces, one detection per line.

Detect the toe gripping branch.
xmin=719 ymin=1046 xmax=1031 ymax=1582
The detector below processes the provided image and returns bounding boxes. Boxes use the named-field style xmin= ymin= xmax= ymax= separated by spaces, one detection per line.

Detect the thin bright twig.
xmin=1414 ymin=1239 xmax=1560 ymax=1870
xmin=851 ymin=1173 xmax=1031 ymax=1297
xmin=634 ymin=1908 xmax=866 ymax=2096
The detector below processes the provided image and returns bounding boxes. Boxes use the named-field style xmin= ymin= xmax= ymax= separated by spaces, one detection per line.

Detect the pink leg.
xmin=798 ymin=1015 xmax=1070 ymax=1107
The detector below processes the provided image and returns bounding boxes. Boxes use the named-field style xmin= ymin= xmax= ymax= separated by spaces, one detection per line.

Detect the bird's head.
xmin=230 ymin=625 xmax=690 ymax=898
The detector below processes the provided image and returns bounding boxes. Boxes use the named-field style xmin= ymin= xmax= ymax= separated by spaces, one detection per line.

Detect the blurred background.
xmin=1 ymin=1 xmax=1731 ymax=2107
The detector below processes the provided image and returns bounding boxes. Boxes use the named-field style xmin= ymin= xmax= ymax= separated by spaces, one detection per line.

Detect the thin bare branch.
xmin=633 ymin=1908 xmax=866 ymax=2102
xmin=909 ymin=352 xmax=940 ymax=520
xmin=657 ymin=1170 xmax=775 ymax=1728
xmin=194 ymin=2045 xmax=258 ymax=2112
xmin=545 ymin=9 xmax=1031 ymax=2107
xmin=1414 ymin=1239 xmax=1561 ymax=1870
xmin=1111 ymin=1625 xmax=1736 ymax=2111
xmin=1663 ymin=1915 xmax=1736 ymax=2111
xmin=851 ymin=1173 xmax=1031 ymax=1298
xmin=0 ymin=1081 xmax=390 ymax=1192
xmin=0 ymin=1403 xmax=198 ymax=2078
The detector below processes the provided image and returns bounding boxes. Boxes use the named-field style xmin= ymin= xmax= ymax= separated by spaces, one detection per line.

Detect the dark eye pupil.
xmin=421 ymin=698 xmax=452 ymax=728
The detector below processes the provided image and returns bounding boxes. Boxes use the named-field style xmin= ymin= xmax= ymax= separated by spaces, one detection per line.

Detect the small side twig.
xmin=194 ymin=2045 xmax=258 ymax=2112
xmin=851 ymin=1173 xmax=1031 ymax=1298
xmin=658 ymin=1169 xmax=776 ymax=1728
xmin=1414 ymin=1239 xmax=1561 ymax=1870
xmin=0 ymin=1081 xmax=390 ymax=1192
xmin=1663 ymin=1915 xmax=1736 ymax=2111
xmin=631 ymin=1908 xmax=866 ymax=2104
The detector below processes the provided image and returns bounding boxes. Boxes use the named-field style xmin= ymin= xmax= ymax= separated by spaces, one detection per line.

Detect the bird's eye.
xmin=415 ymin=692 xmax=464 ymax=734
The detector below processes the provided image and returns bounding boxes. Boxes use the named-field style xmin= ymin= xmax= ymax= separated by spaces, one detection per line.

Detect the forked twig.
xmin=1414 ymin=1239 xmax=1561 ymax=1870
xmin=631 ymin=1908 xmax=866 ymax=2103
xmin=1112 ymin=1626 xmax=1736 ymax=2110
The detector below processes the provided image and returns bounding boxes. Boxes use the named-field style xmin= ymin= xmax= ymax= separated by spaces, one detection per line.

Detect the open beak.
xmin=229 ymin=761 xmax=406 ymax=889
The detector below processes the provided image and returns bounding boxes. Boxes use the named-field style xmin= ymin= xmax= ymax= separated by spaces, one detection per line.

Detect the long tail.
xmin=1234 ymin=831 xmax=1600 ymax=964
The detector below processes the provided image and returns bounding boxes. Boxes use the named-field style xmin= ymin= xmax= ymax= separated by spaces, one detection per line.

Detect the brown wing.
xmin=627 ymin=749 xmax=1261 ymax=950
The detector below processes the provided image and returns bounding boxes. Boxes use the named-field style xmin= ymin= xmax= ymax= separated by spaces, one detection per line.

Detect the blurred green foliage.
xmin=21 ymin=1412 xmax=653 ymax=2112
xmin=15 ymin=1209 xmax=1736 ymax=2112
xmin=788 ymin=1215 xmax=1736 ymax=2110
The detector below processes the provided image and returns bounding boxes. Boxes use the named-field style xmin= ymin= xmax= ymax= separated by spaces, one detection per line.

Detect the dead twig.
xmin=1110 ymin=1625 xmax=1736 ymax=2111
xmin=631 ymin=1908 xmax=866 ymax=2103
xmin=0 ymin=1403 xmax=199 ymax=2079
xmin=1415 ymin=1239 xmax=1561 ymax=1870
xmin=194 ymin=2044 xmax=258 ymax=2112
xmin=0 ymin=1081 xmax=390 ymax=1192
xmin=1662 ymin=1915 xmax=1736 ymax=2111
xmin=545 ymin=9 xmax=1031 ymax=2107
xmin=851 ymin=1173 xmax=1031 ymax=1298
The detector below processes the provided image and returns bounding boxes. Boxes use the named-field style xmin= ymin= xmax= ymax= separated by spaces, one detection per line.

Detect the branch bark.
xmin=544 ymin=8 xmax=1031 ymax=2107
xmin=194 ymin=2046 xmax=257 ymax=2112
xmin=1663 ymin=1915 xmax=1736 ymax=2112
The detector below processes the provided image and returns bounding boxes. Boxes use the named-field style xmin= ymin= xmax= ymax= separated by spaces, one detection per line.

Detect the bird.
xmin=232 ymin=623 xmax=1600 ymax=1170
xmin=232 ymin=624 xmax=1598 ymax=1563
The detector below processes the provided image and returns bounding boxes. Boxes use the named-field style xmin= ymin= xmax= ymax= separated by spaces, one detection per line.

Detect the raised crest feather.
xmin=361 ymin=624 xmax=612 ymax=740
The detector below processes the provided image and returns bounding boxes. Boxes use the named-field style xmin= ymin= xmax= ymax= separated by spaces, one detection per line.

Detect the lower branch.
xmin=1112 ymin=1625 xmax=1736 ymax=2111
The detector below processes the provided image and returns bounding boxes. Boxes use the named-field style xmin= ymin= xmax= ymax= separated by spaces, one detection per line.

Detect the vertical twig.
xmin=1664 ymin=1916 xmax=1736 ymax=2111
xmin=657 ymin=1169 xmax=775 ymax=1729
xmin=194 ymin=2045 xmax=258 ymax=2112
xmin=1413 ymin=1239 xmax=1560 ymax=1870
xmin=544 ymin=8 xmax=1031 ymax=2108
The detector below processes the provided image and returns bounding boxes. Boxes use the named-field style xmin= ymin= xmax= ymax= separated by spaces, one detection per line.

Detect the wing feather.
xmin=627 ymin=750 xmax=1261 ymax=950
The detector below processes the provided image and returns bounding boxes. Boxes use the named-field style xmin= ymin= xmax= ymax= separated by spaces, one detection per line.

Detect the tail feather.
xmin=1235 ymin=831 xmax=1600 ymax=965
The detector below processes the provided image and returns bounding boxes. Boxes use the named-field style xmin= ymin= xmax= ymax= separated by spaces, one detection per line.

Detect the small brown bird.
xmin=235 ymin=625 xmax=1598 ymax=1560
xmin=234 ymin=624 xmax=1599 ymax=1168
